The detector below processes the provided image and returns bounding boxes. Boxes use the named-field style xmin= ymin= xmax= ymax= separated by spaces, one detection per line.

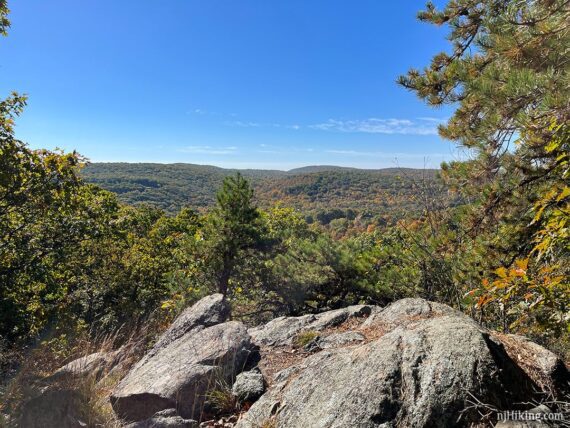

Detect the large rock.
xmin=316 ymin=331 xmax=365 ymax=349
xmin=360 ymin=297 xmax=457 ymax=329
xmin=249 ymin=304 xmax=373 ymax=347
xmin=19 ymin=389 xmax=85 ymax=428
xmin=236 ymin=299 xmax=562 ymax=428
xmin=144 ymin=294 xmax=230 ymax=361
xmin=492 ymin=333 xmax=570 ymax=399
xmin=20 ymin=347 xmax=131 ymax=427
xmin=232 ymin=369 xmax=265 ymax=403
xmin=49 ymin=351 xmax=118 ymax=383
xmin=124 ymin=409 xmax=198 ymax=428
xmin=111 ymin=294 xmax=252 ymax=423
xmin=111 ymin=320 xmax=257 ymax=423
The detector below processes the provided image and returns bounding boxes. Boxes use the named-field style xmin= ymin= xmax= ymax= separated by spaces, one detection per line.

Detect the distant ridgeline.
xmin=82 ymin=163 xmax=443 ymax=226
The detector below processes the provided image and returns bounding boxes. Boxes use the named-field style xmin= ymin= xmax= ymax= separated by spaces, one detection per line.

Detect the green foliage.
xmin=531 ymin=123 xmax=570 ymax=262
xmin=206 ymin=173 xmax=262 ymax=296
xmin=0 ymin=95 xmax=95 ymax=341
xmin=0 ymin=92 xmax=206 ymax=341
xmin=0 ymin=0 xmax=10 ymax=36
xmin=472 ymin=123 xmax=570 ymax=338
xmin=292 ymin=330 xmax=319 ymax=348
xmin=205 ymin=377 xmax=237 ymax=416
xmin=80 ymin=162 xmax=264 ymax=212
xmin=263 ymin=230 xmax=403 ymax=314
xmin=81 ymin=163 xmax=442 ymax=233
xmin=65 ymin=203 xmax=203 ymax=331
xmin=399 ymin=0 xmax=570 ymax=344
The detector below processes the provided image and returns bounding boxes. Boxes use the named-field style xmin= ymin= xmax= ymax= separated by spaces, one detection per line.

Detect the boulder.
xmin=236 ymin=299 xmax=557 ymax=428
xmin=19 ymin=389 xmax=85 ymax=428
xmin=249 ymin=304 xmax=373 ymax=347
xmin=492 ymin=333 xmax=570 ymax=399
xmin=144 ymin=294 xmax=230 ymax=361
xmin=249 ymin=314 xmax=316 ymax=347
xmin=49 ymin=351 xmax=117 ymax=382
xmin=361 ymin=297 xmax=458 ymax=329
xmin=124 ymin=409 xmax=198 ymax=428
xmin=111 ymin=321 xmax=257 ymax=423
xmin=309 ymin=305 xmax=372 ymax=330
xmin=232 ymin=369 xmax=265 ymax=403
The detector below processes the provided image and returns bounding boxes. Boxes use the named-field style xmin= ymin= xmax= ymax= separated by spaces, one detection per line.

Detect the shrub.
xmin=205 ymin=377 xmax=237 ymax=416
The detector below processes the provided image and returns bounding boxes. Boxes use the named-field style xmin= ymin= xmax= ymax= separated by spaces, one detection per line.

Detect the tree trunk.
xmin=218 ymin=267 xmax=231 ymax=297
xmin=218 ymin=253 xmax=234 ymax=297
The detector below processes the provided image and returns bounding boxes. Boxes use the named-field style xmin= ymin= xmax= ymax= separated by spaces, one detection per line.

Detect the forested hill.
xmin=81 ymin=163 xmax=285 ymax=213
xmin=81 ymin=163 xmax=440 ymax=224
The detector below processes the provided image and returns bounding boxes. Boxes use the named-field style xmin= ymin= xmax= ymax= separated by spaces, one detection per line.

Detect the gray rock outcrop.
xmin=143 ymin=293 xmax=231 ymax=362
xmin=19 ymin=389 xmax=85 ymax=428
xmin=232 ymin=369 xmax=265 ymax=403
xmin=124 ymin=408 xmax=198 ymax=428
xmin=236 ymin=299 xmax=568 ymax=428
xmin=248 ymin=304 xmax=372 ymax=347
xmin=316 ymin=330 xmax=365 ymax=349
xmin=36 ymin=295 xmax=560 ymax=428
xmin=111 ymin=294 xmax=257 ymax=423
xmin=39 ymin=294 xmax=566 ymax=427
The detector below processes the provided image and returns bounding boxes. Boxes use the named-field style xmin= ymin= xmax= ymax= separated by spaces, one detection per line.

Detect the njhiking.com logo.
xmin=497 ymin=410 xmax=565 ymax=422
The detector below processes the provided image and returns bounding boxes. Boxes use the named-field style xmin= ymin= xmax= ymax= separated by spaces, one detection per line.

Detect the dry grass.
xmin=490 ymin=331 xmax=567 ymax=398
xmin=205 ymin=376 xmax=238 ymax=416
xmin=68 ymin=376 xmax=122 ymax=427
xmin=259 ymin=416 xmax=278 ymax=428
xmin=0 ymin=323 xmax=151 ymax=427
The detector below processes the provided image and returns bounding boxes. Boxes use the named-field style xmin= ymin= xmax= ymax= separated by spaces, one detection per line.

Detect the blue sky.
xmin=0 ymin=0 xmax=461 ymax=170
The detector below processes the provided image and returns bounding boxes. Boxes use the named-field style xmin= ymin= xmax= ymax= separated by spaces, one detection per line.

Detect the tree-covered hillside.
xmin=81 ymin=163 xmax=285 ymax=213
xmin=82 ymin=163 xmax=441 ymax=228
xmin=256 ymin=168 xmax=440 ymax=225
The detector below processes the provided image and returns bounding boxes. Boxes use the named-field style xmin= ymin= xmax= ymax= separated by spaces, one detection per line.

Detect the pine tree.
xmin=0 ymin=0 xmax=9 ymax=36
xmin=210 ymin=173 xmax=261 ymax=296
xmin=398 ymin=0 xmax=568 ymax=188
xmin=398 ymin=0 xmax=569 ymax=337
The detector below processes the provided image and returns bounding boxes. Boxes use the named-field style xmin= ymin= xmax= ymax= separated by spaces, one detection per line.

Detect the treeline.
xmin=0 ymin=142 xmax=431 ymax=348
xmin=82 ymin=163 xmax=442 ymax=235
xmin=81 ymin=162 xmax=281 ymax=212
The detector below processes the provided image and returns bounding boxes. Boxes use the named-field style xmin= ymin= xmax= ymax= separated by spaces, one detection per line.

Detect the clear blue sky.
xmin=0 ymin=0 xmax=460 ymax=170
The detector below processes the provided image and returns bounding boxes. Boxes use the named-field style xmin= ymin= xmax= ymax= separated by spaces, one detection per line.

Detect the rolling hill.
xmin=81 ymin=163 xmax=442 ymax=225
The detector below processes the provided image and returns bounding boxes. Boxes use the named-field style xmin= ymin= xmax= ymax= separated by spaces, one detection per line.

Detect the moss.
xmin=292 ymin=330 xmax=319 ymax=348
